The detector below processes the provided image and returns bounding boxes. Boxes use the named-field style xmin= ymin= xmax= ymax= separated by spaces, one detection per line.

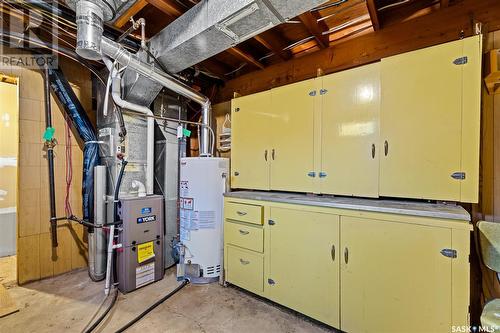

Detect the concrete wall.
xmin=0 ymin=48 xmax=93 ymax=284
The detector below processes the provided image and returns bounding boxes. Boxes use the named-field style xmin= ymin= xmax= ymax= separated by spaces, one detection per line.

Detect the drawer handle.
xmin=271 ymin=148 xmax=275 ymax=160
xmin=239 ymin=229 xmax=249 ymax=235
xmin=344 ymin=247 xmax=349 ymax=264
xmin=371 ymin=143 xmax=376 ymax=159
xmin=384 ymin=140 xmax=389 ymax=156
xmin=239 ymin=259 xmax=250 ymax=265
xmin=264 ymin=149 xmax=268 ymax=161
xmin=331 ymin=244 xmax=335 ymax=262
xmin=236 ymin=211 xmax=247 ymax=216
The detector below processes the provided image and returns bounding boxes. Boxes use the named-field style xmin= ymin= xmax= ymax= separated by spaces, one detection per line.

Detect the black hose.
xmin=115 ymin=280 xmax=189 ymax=333
xmin=84 ymin=286 xmax=119 ymax=333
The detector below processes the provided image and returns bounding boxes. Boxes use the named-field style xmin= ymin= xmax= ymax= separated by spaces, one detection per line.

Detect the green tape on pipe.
xmin=43 ymin=127 xmax=55 ymax=141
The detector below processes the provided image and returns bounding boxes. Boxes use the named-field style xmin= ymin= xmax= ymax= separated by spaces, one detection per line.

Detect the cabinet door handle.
xmin=331 ymin=245 xmax=336 ymax=262
xmin=239 ymin=258 xmax=250 ymax=265
xmin=344 ymin=247 xmax=349 ymax=264
xmin=371 ymin=144 xmax=376 ymax=159
xmin=236 ymin=211 xmax=247 ymax=216
xmin=271 ymin=149 xmax=275 ymax=160
xmin=384 ymin=140 xmax=389 ymax=156
xmin=239 ymin=229 xmax=249 ymax=235
xmin=264 ymin=149 xmax=268 ymax=161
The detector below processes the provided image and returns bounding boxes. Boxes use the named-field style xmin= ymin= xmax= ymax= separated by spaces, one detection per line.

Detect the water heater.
xmin=179 ymin=157 xmax=229 ymax=283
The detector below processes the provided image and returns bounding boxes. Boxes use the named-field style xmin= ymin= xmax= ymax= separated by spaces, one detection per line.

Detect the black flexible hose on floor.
xmin=115 ymin=279 xmax=190 ymax=333
xmin=84 ymin=287 xmax=119 ymax=333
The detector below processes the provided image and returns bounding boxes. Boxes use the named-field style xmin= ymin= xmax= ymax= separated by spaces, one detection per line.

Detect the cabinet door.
xmin=270 ymin=79 xmax=316 ymax=192
xmin=340 ymin=216 xmax=452 ymax=333
xmin=231 ymin=91 xmax=272 ymax=190
xmin=321 ymin=63 xmax=380 ymax=197
xmin=380 ymin=39 xmax=463 ymax=201
xmin=268 ymin=207 xmax=339 ymax=327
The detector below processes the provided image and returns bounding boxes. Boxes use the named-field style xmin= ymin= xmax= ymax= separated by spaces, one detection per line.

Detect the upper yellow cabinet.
xmin=269 ymin=79 xmax=317 ymax=193
xmin=320 ymin=63 xmax=380 ymax=197
xmin=231 ymin=90 xmax=272 ymax=190
xmin=231 ymin=78 xmax=317 ymax=193
xmin=230 ymin=35 xmax=481 ymax=203
xmin=379 ymin=35 xmax=481 ymax=202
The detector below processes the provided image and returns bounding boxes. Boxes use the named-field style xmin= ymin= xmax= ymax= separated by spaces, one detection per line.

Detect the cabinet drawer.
xmin=226 ymin=246 xmax=264 ymax=293
xmin=225 ymin=202 xmax=263 ymax=225
xmin=225 ymin=221 xmax=263 ymax=253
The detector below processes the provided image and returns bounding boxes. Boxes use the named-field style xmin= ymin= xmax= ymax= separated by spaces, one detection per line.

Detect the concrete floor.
xmin=0 ymin=267 xmax=336 ymax=333
xmin=0 ymin=255 xmax=16 ymax=286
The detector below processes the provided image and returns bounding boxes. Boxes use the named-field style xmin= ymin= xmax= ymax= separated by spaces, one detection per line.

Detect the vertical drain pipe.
xmin=43 ymin=64 xmax=58 ymax=247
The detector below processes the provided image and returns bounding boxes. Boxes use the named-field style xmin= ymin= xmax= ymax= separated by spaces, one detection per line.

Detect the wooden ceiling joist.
xmin=226 ymin=48 xmax=265 ymax=69
xmin=299 ymin=12 xmax=330 ymax=48
xmin=146 ymin=0 xmax=183 ymax=17
xmin=114 ymin=0 xmax=148 ymax=28
xmin=254 ymin=30 xmax=292 ymax=61
xmin=217 ymin=0 xmax=500 ymax=101
xmin=366 ymin=0 xmax=380 ymax=30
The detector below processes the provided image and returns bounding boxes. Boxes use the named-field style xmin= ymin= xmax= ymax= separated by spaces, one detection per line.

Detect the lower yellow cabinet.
xmin=267 ymin=208 xmax=340 ymax=327
xmin=223 ymin=196 xmax=471 ymax=332
xmin=341 ymin=216 xmax=457 ymax=333
xmin=226 ymin=245 xmax=264 ymax=294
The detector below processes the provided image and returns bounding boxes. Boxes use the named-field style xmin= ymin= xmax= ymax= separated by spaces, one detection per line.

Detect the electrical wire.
xmin=114 ymin=280 xmax=190 ymax=333
xmin=64 ymin=113 xmax=73 ymax=217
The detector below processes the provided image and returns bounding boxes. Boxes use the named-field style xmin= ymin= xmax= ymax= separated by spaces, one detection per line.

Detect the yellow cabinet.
xmin=231 ymin=91 xmax=272 ymax=190
xmin=224 ymin=221 xmax=263 ymax=253
xmin=320 ymin=63 xmax=380 ymax=197
xmin=270 ymin=79 xmax=317 ymax=192
xmin=267 ymin=207 xmax=340 ymax=327
xmin=226 ymin=245 xmax=264 ymax=294
xmin=379 ymin=35 xmax=481 ymax=202
xmin=225 ymin=201 xmax=263 ymax=225
xmin=340 ymin=216 xmax=454 ymax=333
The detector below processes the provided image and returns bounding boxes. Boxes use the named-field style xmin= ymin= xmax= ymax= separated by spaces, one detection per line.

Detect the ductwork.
xmin=123 ymin=0 xmax=328 ymax=105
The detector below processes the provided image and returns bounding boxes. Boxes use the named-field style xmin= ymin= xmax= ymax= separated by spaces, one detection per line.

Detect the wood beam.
xmin=441 ymin=0 xmax=450 ymax=8
xmin=217 ymin=0 xmax=500 ymax=102
xmin=254 ymin=30 xmax=292 ymax=61
xmin=299 ymin=12 xmax=329 ymax=49
xmin=114 ymin=0 xmax=148 ymax=28
xmin=366 ymin=0 xmax=380 ymax=30
xmin=146 ymin=0 xmax=183 ymax=17
xmin=226 ymin=48 xmax=265 ymax=69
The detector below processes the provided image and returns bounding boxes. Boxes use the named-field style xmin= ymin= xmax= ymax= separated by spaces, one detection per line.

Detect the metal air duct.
xmin=123 ymin=0 xmax=328 ymax=105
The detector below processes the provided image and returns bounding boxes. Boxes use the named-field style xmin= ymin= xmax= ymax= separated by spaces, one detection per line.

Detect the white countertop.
xmin=224 ymin=191 xmax=471 ymax=221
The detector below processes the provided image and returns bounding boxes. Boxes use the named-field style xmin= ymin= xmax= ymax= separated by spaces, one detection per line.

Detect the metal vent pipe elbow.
xmin=100 ymin=37 xmax=212 ymax=156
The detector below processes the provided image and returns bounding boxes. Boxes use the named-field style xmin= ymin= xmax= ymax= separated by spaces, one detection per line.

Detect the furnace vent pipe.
xmin=103 ymin=56 xmax=155 ymax=194
xmin=100 ymin=37 xmax=211 ymax=156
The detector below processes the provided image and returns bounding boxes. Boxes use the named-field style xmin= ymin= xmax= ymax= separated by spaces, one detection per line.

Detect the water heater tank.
xmin=179 ymin=157 xmax=229 ymax=283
